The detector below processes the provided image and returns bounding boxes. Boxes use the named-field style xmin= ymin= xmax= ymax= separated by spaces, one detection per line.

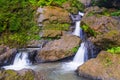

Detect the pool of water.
xmin=31 ymin=62 xmax=88 ymax=80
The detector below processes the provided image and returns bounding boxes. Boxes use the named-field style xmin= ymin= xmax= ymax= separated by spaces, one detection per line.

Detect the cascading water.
xmin=72 ymin=21 xmax=81 ymax=37
xmin=62 ymin=12 xmax=88 ymax=70
xmin=3 ymin=51 xmax=31 ymax=70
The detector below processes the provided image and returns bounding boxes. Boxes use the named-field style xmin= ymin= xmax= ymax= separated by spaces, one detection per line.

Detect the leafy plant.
xmin=81 ymin=24 xmax=97 ymax=36
xmin=110 ymin=10 xmax=120 ymax=16
xmin=107 ymin=47 xmax=120 ymax=54
xmin=0 ymin=0 xmax=40 ymax=47
xmin=71 ymin=46 xmax=79 ymax=53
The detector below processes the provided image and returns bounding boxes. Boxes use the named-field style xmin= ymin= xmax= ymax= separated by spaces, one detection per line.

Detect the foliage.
xmin=71 ymin=46 xmax=79 ymax=53
xmin=43 ymin=23 xmax=70 ymax=31
xmin=107 ymin=47 xmax=120 ymax=54
xmin=0 ymin=0 xmax=40 ymax=47
xmin=87 ymin=9 xmax=110 ymax=17
xmin=110 ymin=10 xmax=120 ymax=16
xmin=104 ymin=57 xmax=113 ymax=66
xmin=29 ymin=0 xmax=67 ymax=7
xmin=81 ymin=24 xmax=97 ymax=36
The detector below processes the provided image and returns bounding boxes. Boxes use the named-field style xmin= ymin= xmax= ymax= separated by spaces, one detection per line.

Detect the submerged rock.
xmin=36 ymin=34 xmax=81 ymax=62
xmin=77 ymin=51 xmax=120 ymax=80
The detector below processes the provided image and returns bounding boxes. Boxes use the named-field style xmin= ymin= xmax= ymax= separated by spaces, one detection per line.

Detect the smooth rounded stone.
xmin=77 ymin=51 xmax=120 ymax=80
xmin=36 ymin=34 xmax=81 ymax=62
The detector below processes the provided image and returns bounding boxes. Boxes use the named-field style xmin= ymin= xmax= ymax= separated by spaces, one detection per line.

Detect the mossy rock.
xmin=0 ymin=70 xmax=34 ymax=80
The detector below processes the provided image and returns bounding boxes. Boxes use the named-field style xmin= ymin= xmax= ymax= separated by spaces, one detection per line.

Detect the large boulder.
xmin=77 ymin=51 xmax=120 ymax=80
xmin=81 ymin=6 xmax=120 ymax=49
xmin=36 ymin=6 xmax=71 ymax=38
xmin=36 ymin=34 xmax=81 ymax=62
xmin=0 ymin=69 xmax=46 ymax=80
xmin=0 ymin=45 xmax=17 ymax=66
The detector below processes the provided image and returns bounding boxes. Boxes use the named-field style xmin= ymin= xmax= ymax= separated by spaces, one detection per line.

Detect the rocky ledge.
xmin=36 ymin=34 xmax=81 ymax=62
xmin=77 ymin=51 xmax=120 ymax=80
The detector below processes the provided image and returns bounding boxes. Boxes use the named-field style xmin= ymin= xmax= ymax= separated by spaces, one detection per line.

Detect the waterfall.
xmin=62 ymin=12 xmax=88 ymax=71
xmin=72 ymin=21 xmax=81 ymax=37
xmin=13 ymin=52 xmax=31 ymax=66
xmin=3 ymin=51 xmax=31 ymax=70
xmin=73 ymin=42 xmax=87 ymax=63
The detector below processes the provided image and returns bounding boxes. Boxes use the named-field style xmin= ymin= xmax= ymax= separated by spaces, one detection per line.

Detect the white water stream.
xmin=3 ymin=51 xmax=32 ymax=70
xmin=1 ymin=11 xmax=90 ymax=80
xmin=62 ymin=12 xmax=87 ymax=70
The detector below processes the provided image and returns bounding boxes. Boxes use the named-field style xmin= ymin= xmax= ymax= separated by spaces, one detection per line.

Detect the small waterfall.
xmin=13 ymin=52 xmax=31 ymax=66
xmin=3 ymin=51 xmax=31 ymax=70
xmin=62 ymin=12 xmax=88 ymax=70
xmin=72 ymin=21 xmax=81 ymax=37
xmin=73 ymin=42 xmax=87 ymax=63
xmin=72 ymin=12 xmax=84 ymax=37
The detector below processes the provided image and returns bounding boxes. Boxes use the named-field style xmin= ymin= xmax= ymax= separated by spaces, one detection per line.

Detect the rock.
xmin=36 ymin=6 xmax=71 ymax=26
xmin=42 ymin=30 xmax=62 ymax=38
xmin=0 ymin=69 xmax=37 ymax=80
xmin=36 ymin=34 xmax=81 ymax=62
xmin=36 ymin=6 xmax=71 ymax=38
xmin=0 ymin=69 xmax=47 ymax=80
xmin=77 ymin=51 xmax=120 ymax=80
xmin=81 ymin=6 xmax=120 ymax=49
xmin=78 ymin=0 xmax=91 ymax=7
xmin=0 ymin=45 xmax=17 ymax=66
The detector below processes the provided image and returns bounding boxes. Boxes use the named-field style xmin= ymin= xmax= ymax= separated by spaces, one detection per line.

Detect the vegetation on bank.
xmin=81 ymin=24 xmax=97 ymax=37
xmin=107 ymin=47 xmax=120 ymax=54
xmin=0 ymin=0 xmax=84 ymax=47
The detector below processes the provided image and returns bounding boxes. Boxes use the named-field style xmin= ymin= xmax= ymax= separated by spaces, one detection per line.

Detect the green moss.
xmin=107 ymin=47 xmax=120 ymax=54
xmin=104 ymin=57 xmax=113 ymax=66
xmin=0 ymin=0 xmax=40 ymax=48
xmin=0 ymin=70 xmax=34 ymax=80
xmin=81 ymin=24 xmax=97 ymax=36
xmin=29 ymin=0 xmax=68 ymax=7
xmin=43 ymin=23 xmax=70 ymax=31
xmin=87 ymin=9 xmax=110 ymax=17
xmin=66 ymin=0 xmax=85 ymax=13
xmin=21 ymin=71 xmax=34 ymax=80
xmin=70 ymin=46 xmax=79 ymax=53
xmin=110 ymin=10 xmax=120 ymax=16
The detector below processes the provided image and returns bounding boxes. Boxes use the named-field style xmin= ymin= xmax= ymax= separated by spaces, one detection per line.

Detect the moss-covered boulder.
xmin=0 ymin=69 xmax=46 ymax=80
xmin=36 ymin=6 xmax=71 ymax=38
xmin=42 ymin=30 xmax=62 ymax=38
xmin=0 ymin=69 xmax=34 ymax=80
xmin=36 ymin=34 xmax=81 ymax=62
xmin=81 ymin=6 xmax=120 ymax=49
xmin=77 ymin=51 xmax=120 ymax=80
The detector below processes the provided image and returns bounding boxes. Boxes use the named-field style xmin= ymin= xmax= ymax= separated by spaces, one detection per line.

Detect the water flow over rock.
xmin=3 ymin=51 xmax=32 ymax=70
xmin=62 ymin=12 xmax=88 ymax=71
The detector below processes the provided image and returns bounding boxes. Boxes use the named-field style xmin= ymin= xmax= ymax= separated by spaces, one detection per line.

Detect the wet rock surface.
xmin=0 ymin=69 xmax=46 ymax=80
xmin=81 ymin=6 xmax=120 ymax=49
xmin=77 ymin=51 xmax=120 ymax=80
xmin=36 ymin=34 xmax=81 ymax=62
